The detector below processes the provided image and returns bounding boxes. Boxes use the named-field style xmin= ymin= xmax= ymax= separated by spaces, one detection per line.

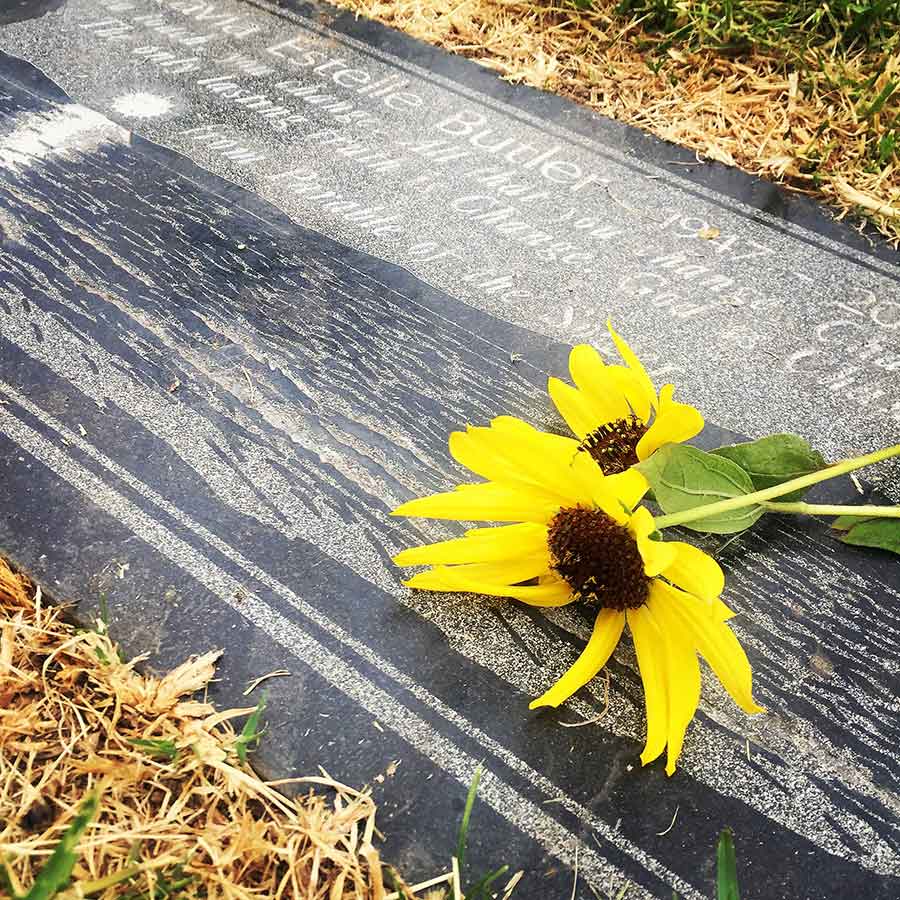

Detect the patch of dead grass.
xmin=332 ymin=0 xmax=900 ymax=243
xmin=0 ymin=556 xmax=415 ymax=899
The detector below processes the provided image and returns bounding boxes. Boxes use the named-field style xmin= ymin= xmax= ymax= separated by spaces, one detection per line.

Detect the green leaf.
xmin=831 ymin=514 xmax=864 ymax=531
xmin=23 ymin=793 xmax=98 ymax=900
xmin=834 ymin=517 xmax=900 ymax=556
xmin=716 ymin=828 xmax=740 ymax=900
xmin=637 ymin=444 xmax=764 ymax=534
xmin=711 ymin=434 xmax=826 ymax=501
xmin=234 ymin=692 xmax=267 ymax=764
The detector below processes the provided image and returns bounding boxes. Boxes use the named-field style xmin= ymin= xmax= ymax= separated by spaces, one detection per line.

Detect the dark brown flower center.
xmin=547 ymin=506 xmax=650 ymax=611
xmin=579 ymin=414 xmax=648 ymax=475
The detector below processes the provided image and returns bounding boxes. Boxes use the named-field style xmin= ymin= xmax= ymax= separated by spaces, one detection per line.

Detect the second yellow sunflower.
xmin=549 ymin=322 xmax=704 ymax=475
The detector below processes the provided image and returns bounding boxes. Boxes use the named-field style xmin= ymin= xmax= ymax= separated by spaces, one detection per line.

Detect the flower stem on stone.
xmin=761 ymin=502 xmax=900 ymax=518
xmin=653 ymin=443 xmax=900 ymax=530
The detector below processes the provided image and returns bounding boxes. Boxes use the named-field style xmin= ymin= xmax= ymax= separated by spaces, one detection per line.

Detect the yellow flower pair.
xmin=392 ymin=324 xmax=763 ymax=774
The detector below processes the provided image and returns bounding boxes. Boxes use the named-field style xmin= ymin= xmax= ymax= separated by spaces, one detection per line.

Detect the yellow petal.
xmin=646 ymin=581 xmax=701 ymax=775
xmin=657 ymin=581 xmax=764 ymax=716
xmin=451 ymin=556 xmax=551 ymax=584
xmin=452 ymin=418 xmax=599 ymax=507
xmin=394 ymin=524 xmax=549 ymax=566
xmin=488 ymin=416 xmax=534 ymax=435
xmin=492 ymin=416 xmax=582 ymax=458
xmin=629 ymin=507 xmax=677 ymax=576
xmin=513 ymin=577 xmax=577 ymax=606
xmin=548 ymin=377 xmax=595 ymax=440
xmin=406 ymin=568 xmax=573 ymax=605
xmin=466 ymin=521 xmax=540 ymax=539
xmin=450 ymin=420 xmax=572 ymax=487
xmin=712 ymin=598 xmax=737 ymax=620
xmin=636 ymin=384 xmax=704 ymax=460
xmin=627 ymin=606 xmax=669 ymax=766
xmin=529 ymin=608 xmax=625 ymax=708
xmin=567 ymin=453 xmax=630 ymax=524
xmin=606 ymin=365 xmax=653 ymax=423
xmin=661 ymin=541 xmax=724 ymax=603
xmin=629 ymin=505 xmax=656 ymax=541
xmin=405 ymin=554 xmax=551 ymax=588
xmin=607 ymin=321 xmax=658 ymax=413
xmin=492 ymin=419 xmax=586 ymax=478
xmin=448 ymin=427 xmax=518 ymax=486
xmin=568 ymin=345 xmax=632 ymax=423
xmin=605 ymin=468 xmax=649 ymax=509
xmin=488 ymin=420 xmax=595 ymax=503
xmin=638 ymin=538 xmax=678 ymax=578
xmin=392 ymin=482 xmax=559 ymax=523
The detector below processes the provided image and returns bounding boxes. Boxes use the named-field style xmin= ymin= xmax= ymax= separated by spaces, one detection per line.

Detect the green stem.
xmin=653 ymin=443 xmax=900 ymax=530
xmin=78 ymin=865 xmax=142 ymax=895
xmin=762 ymin=502 xmax=900 ymax=518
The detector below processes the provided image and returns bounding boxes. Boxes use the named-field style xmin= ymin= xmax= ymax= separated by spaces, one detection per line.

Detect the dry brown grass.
xmin=0 ymin=556 xmax=418 ymax=899
xmin=332 ymin=0 xmax=900 ymax=243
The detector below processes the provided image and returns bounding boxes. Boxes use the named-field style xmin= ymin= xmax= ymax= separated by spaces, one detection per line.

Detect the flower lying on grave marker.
xmin=391 ymin=416 xmax=764 ymax=774
xmin=553 ymin=324 xmax=900 ymax=556
xmin=549 ymin=321 xmax=704 ymax=477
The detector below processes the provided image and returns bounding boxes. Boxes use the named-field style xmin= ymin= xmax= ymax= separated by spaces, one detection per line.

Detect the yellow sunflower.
xmin=392 ymin=417 xmax=763 ymax=774
xmin=549 ymin=322 xmax=705 ymax=476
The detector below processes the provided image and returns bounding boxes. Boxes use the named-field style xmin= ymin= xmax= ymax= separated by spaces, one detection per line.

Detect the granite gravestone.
xmin=1 ymin=1 xmax=899 ymax=898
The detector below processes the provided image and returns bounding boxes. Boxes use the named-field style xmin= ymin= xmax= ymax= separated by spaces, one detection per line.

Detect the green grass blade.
xmin=235 ymin=692 xmax=268 ymax=763
xmin=716 ymin=828 xmax=740 ymax=900
xmin=467 ymin=863 xmax=509 ymax=899
xmin=129 ymin=738 xmax=179 ymax=761
xmin=455 ymin=763 xmax=483 ymax=874
xmin=98 ymin=593 xmax=110 ymax=632
xmin=23 ymin=793 xmax=99 ymax=900
xmin=862 ymin=80 xmax=898 ymax=120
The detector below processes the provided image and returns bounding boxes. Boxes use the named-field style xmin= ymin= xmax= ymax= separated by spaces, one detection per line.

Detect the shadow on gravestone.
xmin=0 ymin=6 xmax=899 ymax=900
